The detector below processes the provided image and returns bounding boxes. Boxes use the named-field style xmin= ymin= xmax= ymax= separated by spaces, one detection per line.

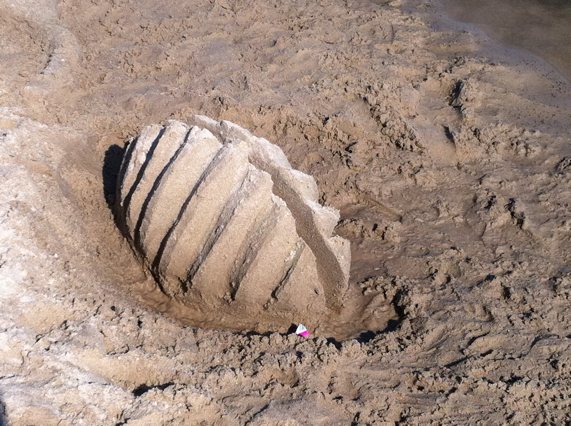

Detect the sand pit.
xmin=0 ymin=0 xmax=570 ymax=424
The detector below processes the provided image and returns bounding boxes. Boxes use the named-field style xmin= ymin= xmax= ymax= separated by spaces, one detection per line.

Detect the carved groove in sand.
xmin=116 ymin=116 xmax=350 ymax=331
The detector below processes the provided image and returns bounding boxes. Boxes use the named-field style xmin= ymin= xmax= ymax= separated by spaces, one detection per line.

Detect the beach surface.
xmin=0 ymin=0 xmax=570 ymax=423
xmin=437 ymin=0 xmax=571 ymax=82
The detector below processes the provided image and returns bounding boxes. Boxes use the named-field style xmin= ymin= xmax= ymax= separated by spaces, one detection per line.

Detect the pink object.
xmin=295 ymin=324 xmax=310 ymax=337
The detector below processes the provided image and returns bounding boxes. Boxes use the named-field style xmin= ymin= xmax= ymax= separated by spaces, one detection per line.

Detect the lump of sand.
xmin=116 ymin=115 xmax=351 ymax=332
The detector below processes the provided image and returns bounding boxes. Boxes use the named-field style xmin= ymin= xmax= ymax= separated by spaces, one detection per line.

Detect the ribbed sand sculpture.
xmin=116 ymin=116 xmax=350 ymax=333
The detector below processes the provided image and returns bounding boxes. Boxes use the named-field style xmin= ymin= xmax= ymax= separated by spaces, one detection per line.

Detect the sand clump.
xmin=0 ymin=0 xmax=570 ymax=424
xmin=117 ymin=116 xmax=350 ymax=333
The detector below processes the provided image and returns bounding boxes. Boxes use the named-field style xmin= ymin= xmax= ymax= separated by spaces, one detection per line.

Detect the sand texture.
xmin=0 ymin=0 xmax=570 ymax=424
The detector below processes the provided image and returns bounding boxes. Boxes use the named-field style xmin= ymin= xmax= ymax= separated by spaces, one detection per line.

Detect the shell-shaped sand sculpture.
xmin=116 ymin=116 xmax=350 ymax=332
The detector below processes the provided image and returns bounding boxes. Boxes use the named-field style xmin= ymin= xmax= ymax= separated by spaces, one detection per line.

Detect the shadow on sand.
xmin=102 ymin=143 xmax=127 ymax=234
xmin=0 ymin=390 xmax=7 ymax=426
xmin=102 ymin=144 xmax=125 ymax=212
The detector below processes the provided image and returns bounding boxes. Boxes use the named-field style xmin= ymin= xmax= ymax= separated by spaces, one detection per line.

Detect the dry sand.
xmin=0 ymin=0 xmax=570 ymax=424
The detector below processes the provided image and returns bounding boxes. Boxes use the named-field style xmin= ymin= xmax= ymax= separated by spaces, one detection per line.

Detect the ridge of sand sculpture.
xmin=116 ymin=116 xmax=351 ymax=332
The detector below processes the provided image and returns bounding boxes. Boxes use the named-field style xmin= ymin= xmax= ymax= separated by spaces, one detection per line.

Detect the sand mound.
xmin=117 ymin=116 xmax=350 ymax=332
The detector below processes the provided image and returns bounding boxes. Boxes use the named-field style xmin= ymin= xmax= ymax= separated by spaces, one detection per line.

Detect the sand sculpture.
xmin=116 ymin=116 xmax=351 ymax=331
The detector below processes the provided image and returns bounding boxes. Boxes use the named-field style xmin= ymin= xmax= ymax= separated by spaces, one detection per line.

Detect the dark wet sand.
xmin=439 ymin=0 xmax=571 ymax=82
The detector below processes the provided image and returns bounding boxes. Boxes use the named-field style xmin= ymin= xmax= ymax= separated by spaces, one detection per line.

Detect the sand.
xmin=0 ymin=0 xmax=569 ymax=424
xmin=436 ymin=0 xmax=571 ymax=81
xmin=115 ymin=117 xmax=352 ymax=334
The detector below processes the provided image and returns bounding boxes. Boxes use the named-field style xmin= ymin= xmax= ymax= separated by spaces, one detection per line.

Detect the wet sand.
xmin=440 ymin=0 xmax=571 ymax=82
xmin=407 ymin=0 xmax=571 ymax=83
